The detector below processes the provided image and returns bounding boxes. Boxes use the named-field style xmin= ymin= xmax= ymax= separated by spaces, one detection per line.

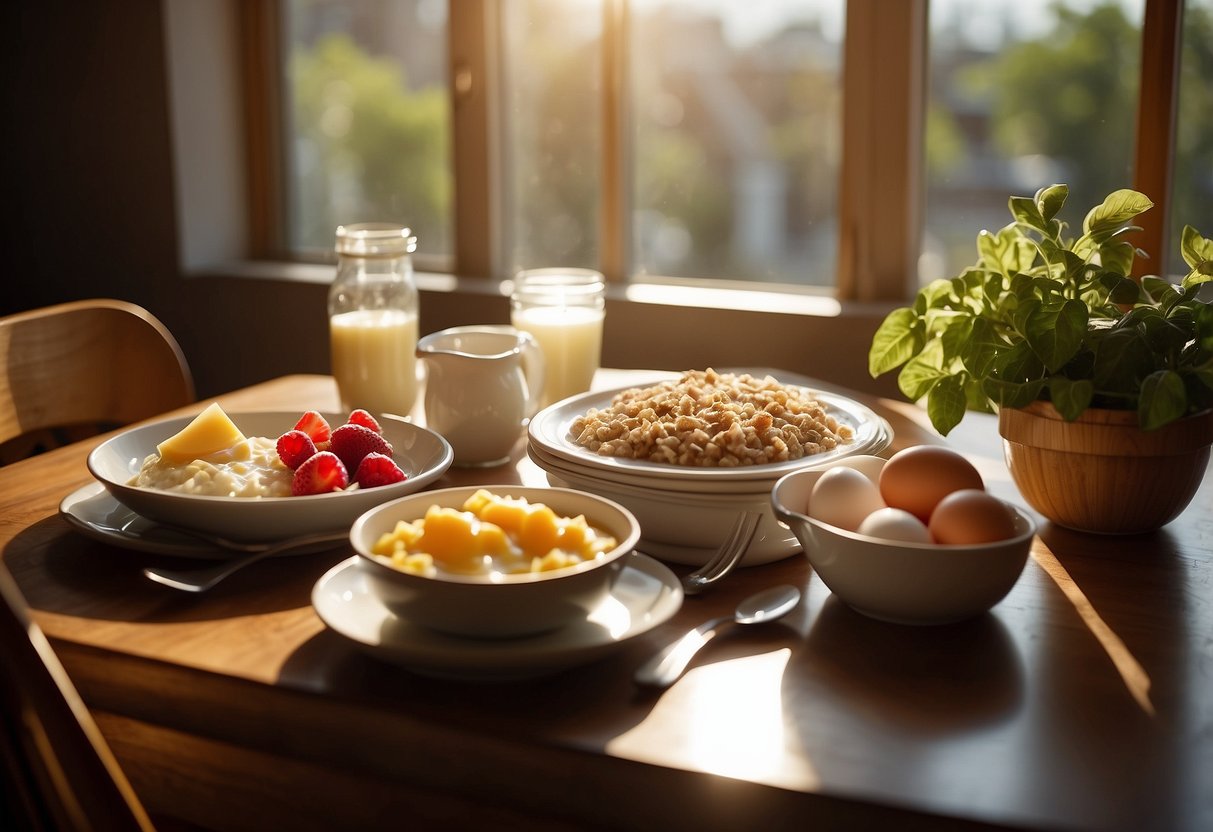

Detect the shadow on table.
xmin=6 ymin=515 xmax=349 ymax=622
xmin=796 ymin=596 xmax=1025 ymax=734
xmin=278 ymin=625 xmax=662 ymax=741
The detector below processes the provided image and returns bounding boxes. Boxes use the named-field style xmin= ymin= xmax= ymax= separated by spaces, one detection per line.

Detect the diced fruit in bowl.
xmin=771 ymin=454 xmax=1036 ymax=625
xmin=350 ymin=486 xmax=642 ymax=638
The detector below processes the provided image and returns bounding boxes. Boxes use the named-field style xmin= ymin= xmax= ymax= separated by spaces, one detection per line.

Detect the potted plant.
xmin=869 ymin=184 xmax=1213 ymax=533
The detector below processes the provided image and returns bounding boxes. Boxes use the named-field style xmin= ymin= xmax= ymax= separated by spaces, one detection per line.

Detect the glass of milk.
xmin=510 ymin=269 xmax=606 ymax=408
xmin=328 ymin=224 xmax=419 ymax=420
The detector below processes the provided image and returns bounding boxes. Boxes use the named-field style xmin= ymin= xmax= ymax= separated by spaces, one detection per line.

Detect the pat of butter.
xmin=156 ymin=402 xmax=246 ymax=465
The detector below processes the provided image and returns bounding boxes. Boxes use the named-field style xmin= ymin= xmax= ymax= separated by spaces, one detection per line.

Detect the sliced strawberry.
xmin=329 ymin=423 xmax=393 ymax=474
xmin=354 ymin=452 xmax=407 ymax=489
xmin=347 ymin=408 xmax=382 ymax=434
xmin=293 ymin=411 xmax=332 ymax=445
xmin=276 ymin=430 xmax=317 ymax=469
xmin=291 ymin=451 xmax=348 ymax=496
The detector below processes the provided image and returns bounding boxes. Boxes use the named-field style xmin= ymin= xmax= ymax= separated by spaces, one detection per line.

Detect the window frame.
xmin=237 ymin=0 xmax=1185 ymax=299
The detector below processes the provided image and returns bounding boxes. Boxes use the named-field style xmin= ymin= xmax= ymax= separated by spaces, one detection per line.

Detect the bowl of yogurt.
xmin=88 ymin=408 xmax=453 ymax=541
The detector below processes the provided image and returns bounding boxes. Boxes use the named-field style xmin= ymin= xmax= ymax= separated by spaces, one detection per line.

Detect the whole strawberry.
xmin=329 ymin=423 xmax=393 ymax=474
xmin=276 ymin=430 xmax=317 ymax=469
xmin=354 ymin=452 xmax=407 ymax=489
xmin=291 ymin=451 xmax=349 ymax=496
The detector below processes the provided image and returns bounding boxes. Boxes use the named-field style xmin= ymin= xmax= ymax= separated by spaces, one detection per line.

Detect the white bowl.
xmin=349 ymin=486 xmax=642 ymax=638
xmin=88 ymin=411 xmax=453 ymax=541
xmin=533 ymin=448 xmax=795 ymax=566
xmin=771 ymin=456 xmax=1036 ymax=625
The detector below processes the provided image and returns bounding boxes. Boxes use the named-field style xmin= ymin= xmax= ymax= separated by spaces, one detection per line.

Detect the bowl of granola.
xmin=526 ymin=368 xmax=893 ymax=565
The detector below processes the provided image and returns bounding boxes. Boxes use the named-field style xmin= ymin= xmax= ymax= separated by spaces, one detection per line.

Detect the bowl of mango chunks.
xmin=350 ymin=486 xmax=642 ymax=638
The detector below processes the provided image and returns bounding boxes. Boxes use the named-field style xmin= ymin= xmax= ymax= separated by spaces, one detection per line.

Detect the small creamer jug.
xmin=417 ymin=326 xmax=545 ymax=467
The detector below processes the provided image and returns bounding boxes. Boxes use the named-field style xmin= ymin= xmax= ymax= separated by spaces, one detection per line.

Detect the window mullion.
xmin=449 ymin=0 xmax=499 ymax=278
xmin=600 ymin=0 xmax=631 ymax=283
xmin=836 ymin=0 xmax=927 ymax=301
xmin=1132 ymin=0 xmax=1183 ymax=278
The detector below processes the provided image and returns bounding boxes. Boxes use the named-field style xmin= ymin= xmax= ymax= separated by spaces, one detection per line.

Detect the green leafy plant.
xmin=869 ymin=185 xmax=1213 ymax=435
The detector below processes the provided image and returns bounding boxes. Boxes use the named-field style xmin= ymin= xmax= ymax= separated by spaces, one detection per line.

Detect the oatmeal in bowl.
xmin=89 ymin=406 xmax=452 ymax=541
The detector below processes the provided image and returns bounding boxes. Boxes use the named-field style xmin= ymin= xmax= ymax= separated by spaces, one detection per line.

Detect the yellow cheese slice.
xmin=156 ymin=402 xmax=246 ymax=464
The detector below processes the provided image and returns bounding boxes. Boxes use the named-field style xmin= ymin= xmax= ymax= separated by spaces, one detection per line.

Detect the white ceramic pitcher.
xmin=417 ymin=325 xmax=545 ymax=467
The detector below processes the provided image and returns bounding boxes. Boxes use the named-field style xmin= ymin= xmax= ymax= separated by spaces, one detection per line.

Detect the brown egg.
xmin=878 ymin=445 xmax=984 ymax=522
xmin=928 ymin=489 xmax=1018 ymax=545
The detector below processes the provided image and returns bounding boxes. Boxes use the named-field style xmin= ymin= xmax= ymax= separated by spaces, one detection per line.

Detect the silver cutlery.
xmin=678 ymin=510 xmax=762 ymax=595
xmin=141 ymin=529 xmax=349 ymax=592
xmin=634 ymin=583 xmax=801 ymax=688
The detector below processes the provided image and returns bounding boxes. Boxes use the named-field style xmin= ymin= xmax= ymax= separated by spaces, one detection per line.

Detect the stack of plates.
xmin=526 ymin=371 xmax=894 ymax=567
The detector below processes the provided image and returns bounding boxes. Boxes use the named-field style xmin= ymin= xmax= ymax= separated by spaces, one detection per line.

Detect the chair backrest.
xmin=0 ymin=299 xmax=194 ymax=452
xmin=0 ymin=565 xmax=155 ymax=831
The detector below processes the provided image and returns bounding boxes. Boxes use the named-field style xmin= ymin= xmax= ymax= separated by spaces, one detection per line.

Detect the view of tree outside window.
xmin=277 ymin=1 xmax=1208 ymax=291
xmin=283 ymin=0 xmax=452 ymax=258
xmin=629 ymin=0 xmax=843 ymax=286
xmin=501 ymin=1 xmax=604 ymax=273
xmin=1171 ymin=0 xmax=1213 ymax=273
xmin=924 ymin=0 xmax=1147 ymax=285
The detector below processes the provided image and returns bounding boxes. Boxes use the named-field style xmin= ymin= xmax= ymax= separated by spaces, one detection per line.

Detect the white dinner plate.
xmin=312 ymin=553 xmax=683 ymax=681
xmin=528 ymin=369 xmax=893 ymax=482
xmin=58 ymin=482 xmax=343 ymax=559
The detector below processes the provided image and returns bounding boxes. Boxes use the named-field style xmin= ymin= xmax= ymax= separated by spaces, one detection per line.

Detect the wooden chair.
xmin=0 ymin=299 xmax=195 ymax=463
xmin=1 ymin=564 xmax=155 ymax=831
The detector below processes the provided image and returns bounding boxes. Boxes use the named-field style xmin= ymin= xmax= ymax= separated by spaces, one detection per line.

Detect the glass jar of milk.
xmin=511 ymin=268 xmax=606 ymax=408
xmin=328 ymin=224 xmax=419 ymax=419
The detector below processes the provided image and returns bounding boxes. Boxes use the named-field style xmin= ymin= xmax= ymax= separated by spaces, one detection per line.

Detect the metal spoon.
xmin=141 ymin=530 xmax=349 ymax=593
xmin=634 ymin=584 xmax=802 ymax=688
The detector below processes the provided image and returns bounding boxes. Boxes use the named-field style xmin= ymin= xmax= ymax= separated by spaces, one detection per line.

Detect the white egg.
xmin=857 ymin=507 xmax=933 ymax=544
xmin=808 ymin=467 xmax=885 ymax=531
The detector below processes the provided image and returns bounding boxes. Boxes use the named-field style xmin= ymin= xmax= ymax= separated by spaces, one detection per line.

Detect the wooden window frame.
xmin=239 ymin=0 xmax=1187 ymax=298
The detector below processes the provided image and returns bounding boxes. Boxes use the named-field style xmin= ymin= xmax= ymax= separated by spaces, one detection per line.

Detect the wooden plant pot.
xmin=998 ymin=401 xmax=1213 ymax=535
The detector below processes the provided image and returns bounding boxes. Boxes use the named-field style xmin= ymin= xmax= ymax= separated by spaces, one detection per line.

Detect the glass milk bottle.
xmin=510 ymin=268 xmax=606 ymax=407
xmin=328 ymin=223 xmax=419 ymax=419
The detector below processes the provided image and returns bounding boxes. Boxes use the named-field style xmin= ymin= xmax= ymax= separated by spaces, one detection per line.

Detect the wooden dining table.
xmin=2 ymin=370 xmax=1210 ymax=832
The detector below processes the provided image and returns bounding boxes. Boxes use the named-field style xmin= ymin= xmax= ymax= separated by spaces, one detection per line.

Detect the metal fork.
xmin=679 ymin=510 xmax=762 ymax=595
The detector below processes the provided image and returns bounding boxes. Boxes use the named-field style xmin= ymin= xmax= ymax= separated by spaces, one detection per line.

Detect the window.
xmin=627 ymin=1 xmax=843 ymax=286
xmin=281 ymin=0 xmax=453 ymax=260
xmin=924 ymin=0 xmax=1144 ymax=284
xmin=1170 ymin=0 xmax=1213 ymax=272
xmin=260 ymin=0 xmax=1206 ymax=299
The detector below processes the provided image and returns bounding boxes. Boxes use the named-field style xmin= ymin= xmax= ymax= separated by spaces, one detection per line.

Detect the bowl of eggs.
xmin=770 ymin=447 xmax=1036 ymax=625
xmin=350 ymin=486 xmax=642 ymax=638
